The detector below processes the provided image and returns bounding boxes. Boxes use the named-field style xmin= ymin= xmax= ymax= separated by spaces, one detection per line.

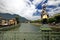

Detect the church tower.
xmin=41 ymin=4 xmax=49 ymax=24
xmin=41 ymin=4 xmax=49 ymax=19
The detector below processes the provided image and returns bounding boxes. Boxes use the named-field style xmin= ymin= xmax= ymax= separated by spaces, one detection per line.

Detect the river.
xmin=0 ymin=23 xmax=41 ymax=40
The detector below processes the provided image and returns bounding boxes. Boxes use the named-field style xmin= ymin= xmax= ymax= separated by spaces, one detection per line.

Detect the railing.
xmin=0 ymin=32 xmax=41 ymax=40
xmin=0 ymin=31 xmax=60 ymax=40
xmin=41 ymin=32 xmax=60 ymax=40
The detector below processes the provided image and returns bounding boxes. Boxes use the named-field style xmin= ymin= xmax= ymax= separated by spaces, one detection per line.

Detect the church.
xmin=41 ymin=4 xmax=49 ymax=24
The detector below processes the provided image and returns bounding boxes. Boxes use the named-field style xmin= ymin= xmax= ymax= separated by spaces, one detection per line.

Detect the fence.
xmin=0 ymin=31 xmax=60 ymax=40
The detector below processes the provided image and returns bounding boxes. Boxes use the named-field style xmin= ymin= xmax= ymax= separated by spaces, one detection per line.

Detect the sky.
xmin=0 ymin=0 xmax=60 ymax=20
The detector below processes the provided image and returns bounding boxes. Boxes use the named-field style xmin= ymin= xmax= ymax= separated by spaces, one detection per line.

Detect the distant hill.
xmin=0 ymin=13 xmax=28 ymax=22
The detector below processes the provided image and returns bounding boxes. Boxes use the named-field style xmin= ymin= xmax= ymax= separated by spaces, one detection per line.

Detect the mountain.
xmin=0 ymin=13 xmax=28 ymax=22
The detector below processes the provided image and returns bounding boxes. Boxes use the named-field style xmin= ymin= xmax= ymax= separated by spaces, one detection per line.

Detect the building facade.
xmin=0 ymin=17 xmax=17 ymax=26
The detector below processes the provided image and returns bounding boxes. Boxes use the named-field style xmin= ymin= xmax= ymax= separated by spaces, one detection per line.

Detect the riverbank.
xmin=31 ymin=23 xmax=42 ymax=26
xmin=48 ymin=23 xmax=60 ymax=27
xmin=31 ymin=23 xmax=60 ymax=27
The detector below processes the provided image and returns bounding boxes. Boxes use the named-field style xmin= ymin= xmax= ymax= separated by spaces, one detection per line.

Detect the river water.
xmin=0 ymin=23 xmax=41 ymax=40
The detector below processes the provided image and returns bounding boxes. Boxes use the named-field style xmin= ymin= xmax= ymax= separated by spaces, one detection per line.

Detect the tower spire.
xmin=41 ymin=4 xmax=48 ymax=19
xmin=41 ymin=4 xmax=49 ymax=24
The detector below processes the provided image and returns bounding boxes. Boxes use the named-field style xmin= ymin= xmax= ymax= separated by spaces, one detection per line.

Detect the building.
xmin=1 ymin=19 xmax=8 ymax=26
xmin=0 ymin=17 xmax=8 ymax=26
xmin=0 ymin=16 xmax=2 ymax=25
xmin=0 ymin=16 xmax=17 ymax=26
xmin=41 ymin=4 xmax=49 ymax=19
xmin=41 ymin=4 xmax=49 ymax=24
xmin=9 ymin=18 xmax=17 ymax=25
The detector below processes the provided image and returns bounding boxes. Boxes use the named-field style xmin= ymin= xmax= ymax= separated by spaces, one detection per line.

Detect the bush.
xmin=15 ymin=16 xmax=20 ymax=24
xmin=47 ymin=18 xmax=56 ymax=23
xmin=54 ymin=15 xmax=60 ymax=23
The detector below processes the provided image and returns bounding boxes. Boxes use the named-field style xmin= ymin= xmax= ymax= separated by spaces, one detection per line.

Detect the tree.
xmin=41 ymin=18 xmax=48 ymax=24
xmin=15 ymin=15 xmax=20 ymax=24
xmin=47 ymin=18 xmax=56 ymax=23
xmin=54 ymin=14 xmax=60 ymax=23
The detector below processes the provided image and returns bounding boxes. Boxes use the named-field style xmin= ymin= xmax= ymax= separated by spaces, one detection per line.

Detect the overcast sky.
xmin=0 ymin=0 xmax=60 ymax=20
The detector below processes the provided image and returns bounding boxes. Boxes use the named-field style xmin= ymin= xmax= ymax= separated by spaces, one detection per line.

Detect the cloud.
xmin=0 ymin=0 xmax=27 ymax=13
xmin=0 ymin=0 xmax=43 ymax=20
xmin=0 ymin=0 xmax=60 ymax=20
xmin=32 ymin=0 xmax=42 ymax=5
xmin=47 ymin=0 xmax=60 ymax=6
xmin=46 ymin=0 xmax=60 ymax=16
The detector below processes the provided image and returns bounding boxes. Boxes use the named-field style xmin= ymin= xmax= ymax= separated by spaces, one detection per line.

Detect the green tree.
xmin=47 ymin=18 xmax=56 ymax=23
xmin=54 ymin=14 xmax=60 ymax=23
xmin=15 ymin=16 xmax=20 ymax=24
xmin=41 ymin=18 xmax=48 ymax=24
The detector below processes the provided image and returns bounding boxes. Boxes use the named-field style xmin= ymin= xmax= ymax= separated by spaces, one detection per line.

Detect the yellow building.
xmin=0 ymin=17 xmax=8 ymax=26
xmin=1 ymin=19 xmax=8 ymax=26
xmin=2 ymin=20 xmax=6 ymax=25
xmin=0 ymin=16 xmax=18 ymax=26
xmin=9 ymin=19 xmax=17 ymax=25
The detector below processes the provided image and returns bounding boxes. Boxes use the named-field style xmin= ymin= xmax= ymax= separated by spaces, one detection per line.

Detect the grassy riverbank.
xmin=31 ymin=23 xmax=42 ymax=26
